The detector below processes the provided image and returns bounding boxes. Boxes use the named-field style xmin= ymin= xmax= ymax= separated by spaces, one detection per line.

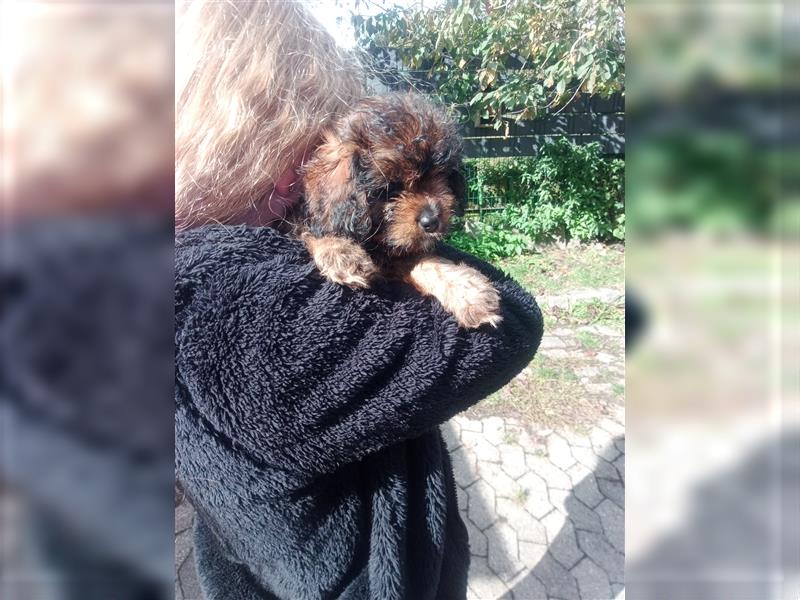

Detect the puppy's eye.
xmin=387 ymin=182 xmax=403 ymax=199
xmin=370 ymin=182 xmax=403 ymax=202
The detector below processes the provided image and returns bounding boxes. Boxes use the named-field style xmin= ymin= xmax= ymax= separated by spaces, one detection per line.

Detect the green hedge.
xmin=447 ymin=139 xmax=625 ymax=260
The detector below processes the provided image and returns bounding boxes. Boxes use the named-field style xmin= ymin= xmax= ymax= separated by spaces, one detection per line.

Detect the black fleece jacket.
xmin=175 ymin=225 xmax=543 ymax=600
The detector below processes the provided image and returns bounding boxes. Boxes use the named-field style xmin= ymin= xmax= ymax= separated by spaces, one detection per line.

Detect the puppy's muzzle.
xmin=418 ymin=207 xmax=440 ymax=233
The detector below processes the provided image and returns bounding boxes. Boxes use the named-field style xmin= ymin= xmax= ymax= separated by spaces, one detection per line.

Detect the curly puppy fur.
xmin=297 ymin=92 xmax=501 ymax=328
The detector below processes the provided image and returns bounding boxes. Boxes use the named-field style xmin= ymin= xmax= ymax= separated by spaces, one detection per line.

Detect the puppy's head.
xmin=302 ymin=93 xmax=465 ymax=257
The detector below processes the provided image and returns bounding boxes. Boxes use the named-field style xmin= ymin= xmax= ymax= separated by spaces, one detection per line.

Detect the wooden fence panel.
xmin=459 ymin=92 xmax=625 ymax=158
xmin=462 ymin=133 xmax=624 ymax=159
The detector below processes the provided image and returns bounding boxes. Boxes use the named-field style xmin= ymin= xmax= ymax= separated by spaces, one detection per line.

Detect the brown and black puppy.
xmin=298 ymin=93 xmax=501 ymax=329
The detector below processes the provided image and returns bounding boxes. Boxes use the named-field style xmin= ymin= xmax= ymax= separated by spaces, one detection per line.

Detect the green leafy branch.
xmin=353 ymin=0 xmax=625 ymax=128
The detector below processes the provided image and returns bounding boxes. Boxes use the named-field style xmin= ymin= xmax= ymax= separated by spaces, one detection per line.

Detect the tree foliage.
xmin=354 ymin=0 xmax=625 ymax=128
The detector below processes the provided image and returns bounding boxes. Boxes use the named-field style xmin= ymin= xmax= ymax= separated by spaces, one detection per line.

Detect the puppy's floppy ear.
xmin=303 ymin=135 xmax=372 ymax=240
xmin=448 ymin=167 xmax=468 ymax=216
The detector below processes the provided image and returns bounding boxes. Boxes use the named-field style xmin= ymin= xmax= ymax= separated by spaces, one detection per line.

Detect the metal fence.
xmin=462 ymin=162 xmax=517 ymax=214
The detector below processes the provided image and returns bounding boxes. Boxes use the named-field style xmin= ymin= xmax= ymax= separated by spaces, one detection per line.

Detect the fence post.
xmin=477 ymin=165 xmax=484 ymax=220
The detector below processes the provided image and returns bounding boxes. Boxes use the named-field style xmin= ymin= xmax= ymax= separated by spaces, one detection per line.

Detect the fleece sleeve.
xmin=175 ymin=226 xmax=543 ymax=479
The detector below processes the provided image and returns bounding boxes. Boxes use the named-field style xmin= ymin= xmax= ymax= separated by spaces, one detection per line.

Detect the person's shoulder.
xmin=176 ymin=225 xmax=308 ymax=277
xmin=176 ymin=224 xmax=304 ymax=259
xmin=175 ymin=225 xmax=313 ymax=317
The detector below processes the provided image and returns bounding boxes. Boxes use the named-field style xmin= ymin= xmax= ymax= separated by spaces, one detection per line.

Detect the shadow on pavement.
xmin=508 ymin=437 xmax=624 ymax=600
xmin=626 ymin=429 xmax=800 ymax=600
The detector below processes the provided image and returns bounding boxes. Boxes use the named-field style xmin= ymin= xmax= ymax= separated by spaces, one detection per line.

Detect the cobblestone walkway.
xmin=449 ymin=409 xmax=624 ymax=600
xmin=176 ymin=405 xmax=624 ymax=600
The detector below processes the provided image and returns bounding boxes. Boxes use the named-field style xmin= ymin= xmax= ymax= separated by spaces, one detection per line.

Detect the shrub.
xmin=447 ymin=139 xmax=624 ymax=260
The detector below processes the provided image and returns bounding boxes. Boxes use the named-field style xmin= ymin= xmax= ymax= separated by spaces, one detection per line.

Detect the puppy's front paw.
xmin=408 ymin=257 xmax=503 ymax=329
xmin=448 ymin=270 xmax=503 ymax=329
xmin=304 ymin=235 xmax=378 ymax=289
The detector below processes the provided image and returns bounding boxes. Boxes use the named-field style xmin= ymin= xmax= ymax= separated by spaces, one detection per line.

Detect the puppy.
xmin=297 ymin=93 xmax=501 ymax=329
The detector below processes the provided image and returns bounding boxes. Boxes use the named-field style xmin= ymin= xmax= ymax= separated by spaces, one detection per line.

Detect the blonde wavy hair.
xmin=176 ymin=1 xmax=365 ymax=229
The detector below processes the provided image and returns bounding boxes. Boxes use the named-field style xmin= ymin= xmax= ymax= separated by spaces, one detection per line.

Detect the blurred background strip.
xmin=626 ymin=1 xmax=799 ymax=599
xmin=1 ymin=2 xmax=175 ymax=599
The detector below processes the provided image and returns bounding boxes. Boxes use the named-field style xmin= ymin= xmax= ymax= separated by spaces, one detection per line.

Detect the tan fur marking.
xmin=406 ymin=256 xmax=502 ymax=328
xmin=303 ymin=234 xmax=378 ymax=289
xmin=384 ymin=177 xmax=456 ymax=255
xmin=387 ymin=193 xmax=431 ymax=253
xmin=327 ymin=154 xmax=352 ymax=189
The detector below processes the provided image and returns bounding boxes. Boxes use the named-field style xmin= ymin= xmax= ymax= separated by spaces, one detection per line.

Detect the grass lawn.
xmin=465 ymin=242 xmax=625 ymax=429
xmin=497 ymin=242 xmax=624 ymax=298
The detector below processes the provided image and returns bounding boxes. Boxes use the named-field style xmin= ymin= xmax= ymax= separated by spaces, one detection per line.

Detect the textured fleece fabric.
xmin=175 ymin=225 xmax=543 ymax=600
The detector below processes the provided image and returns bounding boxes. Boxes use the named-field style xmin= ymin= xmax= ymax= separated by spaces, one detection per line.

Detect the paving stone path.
xmin=449 ymin=409 xmax=625 ymax=600
xmin=176 ymin=405 xmax=624 ymax=600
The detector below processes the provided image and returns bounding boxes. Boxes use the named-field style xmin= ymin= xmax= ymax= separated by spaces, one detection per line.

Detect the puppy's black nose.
xmin=418 ymin=210 xmax=439 ymax=233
